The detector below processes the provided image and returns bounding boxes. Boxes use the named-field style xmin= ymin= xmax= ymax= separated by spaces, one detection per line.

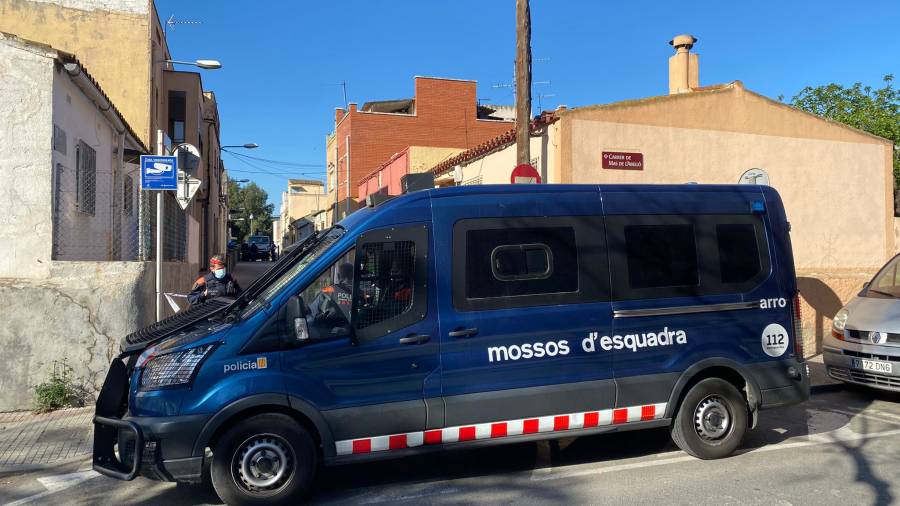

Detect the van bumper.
xmin=747 ymin=358 xmax=810 ymax=409
xmin=94 ymin=413 xmax=210 ymax=483
xmin=823 ymin=346 xmax=900 ymax=392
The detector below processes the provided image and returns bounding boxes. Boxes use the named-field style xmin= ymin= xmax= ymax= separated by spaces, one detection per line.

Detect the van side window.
xmin=467 ymin=227 xmax=576 ymax=298
xmin=355 ymin=241 xmax=416 ymax=329
xmin=624 ymin=224 xmax=698 ymax=289
xmin=452 ymin=217 xmax=609 ymax=311
xmin=716 ymin=224 xmax=761 ymax=283
xmin=351 ymin=225 xmax=429 ymax=342
xmin=607 ymin=214 xmax=771 ymax=300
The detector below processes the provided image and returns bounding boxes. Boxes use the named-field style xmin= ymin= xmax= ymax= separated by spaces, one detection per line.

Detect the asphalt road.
xmin=231 ymin=260 xmax=274 ymax=288
xmin=3 ymin=386 xmax=900 ymax=505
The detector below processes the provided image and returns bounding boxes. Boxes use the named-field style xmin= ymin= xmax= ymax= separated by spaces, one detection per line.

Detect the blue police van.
xmin=93 ymin=184 xmax=809 ymax=505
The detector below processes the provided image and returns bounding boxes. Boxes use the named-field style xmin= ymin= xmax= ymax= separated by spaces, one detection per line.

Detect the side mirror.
xmin=862 ymin=282 xmax=870 ymax=290
xmin=286 ymin=295 xmax=311 ymax=342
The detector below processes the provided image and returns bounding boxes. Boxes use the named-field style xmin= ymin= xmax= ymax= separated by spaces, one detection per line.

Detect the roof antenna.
xmin=165 ymin=14 xmax=202 ymax=34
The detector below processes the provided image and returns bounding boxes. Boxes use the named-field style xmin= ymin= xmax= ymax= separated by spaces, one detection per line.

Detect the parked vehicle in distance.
xmin=93 ymin=184 xmax=809 ymax=505
xmin=247 ymin=235 xmax=272 ymax=261
xmin=826 ymin=253 xmax=900 ymax=390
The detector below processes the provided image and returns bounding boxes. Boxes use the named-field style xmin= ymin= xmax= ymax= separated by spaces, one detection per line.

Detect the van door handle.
xmin=399 ymin=334 xmax=430 ymax=345
xmin=449 ymin=327 xmax=478 ymax=338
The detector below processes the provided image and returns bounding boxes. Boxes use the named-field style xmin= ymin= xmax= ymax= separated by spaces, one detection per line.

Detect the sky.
xmin=156 ymin=0 xmax=900 ymax=212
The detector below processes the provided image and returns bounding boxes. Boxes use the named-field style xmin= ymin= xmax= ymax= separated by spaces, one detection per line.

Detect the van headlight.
xmin=832 ymin=308 xmax=850 ymax=332
xmin=139 ymin=344 xmax=215 ymax=391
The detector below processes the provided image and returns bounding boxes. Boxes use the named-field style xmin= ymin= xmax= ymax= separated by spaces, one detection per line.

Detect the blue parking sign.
xmin=140 ymin=155 xmax=178 ymax=190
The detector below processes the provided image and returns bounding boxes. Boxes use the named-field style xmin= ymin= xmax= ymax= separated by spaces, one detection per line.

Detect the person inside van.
xmin=187 ymin=255 xmax=242 ymax=306
xmin=307 ymin=262 xmax=354 ymax=336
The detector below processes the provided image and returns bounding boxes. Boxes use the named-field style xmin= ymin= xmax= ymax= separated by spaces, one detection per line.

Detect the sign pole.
xmin=156 ymin=191 xmax=163 ymax=321
xmin=155 ymin=130 xmax=164 ymax=322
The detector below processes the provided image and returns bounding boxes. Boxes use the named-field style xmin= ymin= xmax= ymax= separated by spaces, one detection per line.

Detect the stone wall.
xmin=0 ymin=260 xmax=197 ymax=411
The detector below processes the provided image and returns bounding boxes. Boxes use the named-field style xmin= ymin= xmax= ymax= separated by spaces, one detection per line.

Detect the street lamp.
xmin=222 ymin=143 xmax=259 ymax=149
xmin=232 ymin=179 xmax=250 ymax=183
xmin=159 ymin=59 xmax=223 ymax=69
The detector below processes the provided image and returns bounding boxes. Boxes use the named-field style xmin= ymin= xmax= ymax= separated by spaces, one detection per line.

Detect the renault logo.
xmin=868 ymin=331 xmax=887 ymax=345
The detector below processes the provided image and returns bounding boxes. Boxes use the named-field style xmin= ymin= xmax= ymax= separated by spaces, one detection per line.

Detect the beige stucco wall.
xmin=567 ymin=119 xmax=889 ymax=271
xmin=0 ymin=0 xmax=154 ymax=145
xmin=458 ymin=136 xmax=552 ymax=185
xmin=408 ymin=146 xmax=464 ymax=174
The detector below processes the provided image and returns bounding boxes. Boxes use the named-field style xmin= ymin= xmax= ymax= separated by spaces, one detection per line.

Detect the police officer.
xmin=308 ymin=262 xmax=354 ymax=330
xmin=188 ymin=255 xmax=242 ymax=306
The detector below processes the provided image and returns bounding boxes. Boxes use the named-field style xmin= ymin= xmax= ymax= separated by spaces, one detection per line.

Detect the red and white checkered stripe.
xmin=335 ymin=402 xmax=667 ymax=456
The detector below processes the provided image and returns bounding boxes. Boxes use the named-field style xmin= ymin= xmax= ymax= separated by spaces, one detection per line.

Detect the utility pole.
xmin=515 ymin=0 xmax=532 ymax=165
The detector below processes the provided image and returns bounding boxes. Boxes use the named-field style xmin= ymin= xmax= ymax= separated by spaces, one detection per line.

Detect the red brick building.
xmin=327 ymin=76 xmax=514 ymax=205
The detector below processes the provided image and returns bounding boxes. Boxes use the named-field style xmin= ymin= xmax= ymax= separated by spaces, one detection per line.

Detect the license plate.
xmin=851 ymin=358 xmax=893 ymax=374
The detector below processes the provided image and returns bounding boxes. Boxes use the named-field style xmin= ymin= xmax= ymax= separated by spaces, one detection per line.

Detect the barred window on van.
xmin=624 ymin=224 xmax=699 ymax=289
xmin=354 ymin=240 xmax=416 ymax=330
xmin=716 ymin=224 xmax=761 ymax=283
xmin=466 ymin=227 xmax=577 ymax=298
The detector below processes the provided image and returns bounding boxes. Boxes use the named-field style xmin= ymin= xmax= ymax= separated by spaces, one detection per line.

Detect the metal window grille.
xmin=354 ymin=240 xmax=416 ymax=330
xmin=75 ymin=140 xmax=96 ymax=215
xmin=463 ymin=176 xmax=483 ymax=186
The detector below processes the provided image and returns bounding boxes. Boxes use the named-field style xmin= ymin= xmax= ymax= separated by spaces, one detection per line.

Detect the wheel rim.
xmin=232 ymin=434 xmax=295 ymax=494
xmin=693 ymin=395 xmax=732 ymax=440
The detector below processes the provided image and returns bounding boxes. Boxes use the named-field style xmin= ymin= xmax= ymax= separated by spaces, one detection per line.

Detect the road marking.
xmin=531 ymin=425 xmax=900 ymax=482
xmin=357 ymin=487 xmax=460 ymax=505
xmin=3 ymin=468 xmax=99 ymax=506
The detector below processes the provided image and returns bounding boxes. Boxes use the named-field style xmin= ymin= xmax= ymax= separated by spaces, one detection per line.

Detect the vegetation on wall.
xmin=227 ymin=181 xmax=275 ymax=241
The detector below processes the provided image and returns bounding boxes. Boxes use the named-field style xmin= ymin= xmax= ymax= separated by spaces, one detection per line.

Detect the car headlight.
xmin=832 ymin=308 xmax=850 ymax=332
xmin=139 ymin=344 xmax=215 ymax=391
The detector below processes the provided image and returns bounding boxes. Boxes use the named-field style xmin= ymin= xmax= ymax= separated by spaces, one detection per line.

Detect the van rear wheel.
xmin=210 ymin=413 xmax=316 ymax=506
xmin=671 ymin=378 xmax=747 ymax=459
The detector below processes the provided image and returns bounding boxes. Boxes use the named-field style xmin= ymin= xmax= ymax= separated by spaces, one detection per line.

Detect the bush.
xmin=34 ymin=359 xmax=86 ymax=413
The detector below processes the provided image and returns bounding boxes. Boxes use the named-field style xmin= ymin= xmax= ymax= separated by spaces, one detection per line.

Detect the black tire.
xmin=210 ymin=413 xmax=317 ymax=506
xmin=671 ymin=377 xmax=748 ymax=459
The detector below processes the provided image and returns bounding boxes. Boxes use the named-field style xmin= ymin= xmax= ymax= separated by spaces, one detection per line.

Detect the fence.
xmin=52 ymin=158 xmax=187 ymax=262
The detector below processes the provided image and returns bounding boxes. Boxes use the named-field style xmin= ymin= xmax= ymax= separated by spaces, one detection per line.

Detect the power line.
xmin=221 ymin=148 xmax=325 ymax=168
xmin=224 ymin=153 xmax=325 ymax=179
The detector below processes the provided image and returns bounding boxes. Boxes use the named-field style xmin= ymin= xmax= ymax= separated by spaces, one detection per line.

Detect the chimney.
xmin=335 ymin=107 xmax=346 ymax=124
xmin=668 ymin=34 xmax=699 ymax=94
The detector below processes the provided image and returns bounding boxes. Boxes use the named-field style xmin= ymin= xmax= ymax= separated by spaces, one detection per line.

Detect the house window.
xmin=75 ymin=141 xmax=96 ymax=215
xmin=123 ymin=175 xmax=134 ymax=216
xmin=168 ymin=90 xmax=186 ymax=144
xmin=53 ymin=124 xmax=67 ymax=155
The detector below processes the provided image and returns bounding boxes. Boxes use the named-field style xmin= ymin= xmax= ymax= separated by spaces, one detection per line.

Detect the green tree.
xmin=791 ymin=74 xmax=900 ymax=189
xmin=228 ymin=181 xmax=275 ymax=241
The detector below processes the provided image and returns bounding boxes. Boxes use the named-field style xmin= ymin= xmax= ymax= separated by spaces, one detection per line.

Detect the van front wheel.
xmin=210 ymin=413 xmax=316 ymax=506
xmin=671 ymin=378 xmax=747 ymax=459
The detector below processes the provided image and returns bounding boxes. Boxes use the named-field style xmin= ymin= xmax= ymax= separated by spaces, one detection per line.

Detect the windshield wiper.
xmin=868 ymin=288 xmax=900 ymax=298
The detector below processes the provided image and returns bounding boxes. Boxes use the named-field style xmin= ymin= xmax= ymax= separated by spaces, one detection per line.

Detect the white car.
xmin=825 ymin=253 xmax=900 ymax=391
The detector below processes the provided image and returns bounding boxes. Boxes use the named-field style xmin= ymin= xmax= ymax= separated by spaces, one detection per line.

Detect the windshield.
xmin=869 ymin=255 xmax=900 ymax=298
xmin=241 ymin=228 xmax=344 ymax=316
xmin=249 ymin=236 xmax=270 ymax=244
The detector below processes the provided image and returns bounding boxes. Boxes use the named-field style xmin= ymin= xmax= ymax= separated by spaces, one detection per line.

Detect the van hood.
xmin=120 ymin=297 xmax=233 ymax=355
xmin=845 ymin=296 xmax=900 ymax=333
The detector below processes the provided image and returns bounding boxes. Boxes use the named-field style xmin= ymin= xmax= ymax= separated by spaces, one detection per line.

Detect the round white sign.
xmin=761 ymin=323 xmax=790 ymax=357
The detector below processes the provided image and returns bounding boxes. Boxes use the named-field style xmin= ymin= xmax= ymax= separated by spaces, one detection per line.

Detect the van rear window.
xmin=716 ymin=224 xmax=761 ymax=283
xmin=624 ymin=224 xmax=698 ymax=289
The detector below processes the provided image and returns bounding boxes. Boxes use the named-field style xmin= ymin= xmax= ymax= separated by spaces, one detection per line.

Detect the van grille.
xmin=123 ymin=298 xmax=231 ymax=347
xmin=829 ymin=367 xmax=900 ymax=389
xmin=847 ymin=330 xmax=900 ymax=346
xmin=841 ymin=350 xmax=900 ymax=362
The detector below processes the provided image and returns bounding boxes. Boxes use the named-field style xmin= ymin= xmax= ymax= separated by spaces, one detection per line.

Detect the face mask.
xmin=213 ymin=268 xmax=226 ymax=279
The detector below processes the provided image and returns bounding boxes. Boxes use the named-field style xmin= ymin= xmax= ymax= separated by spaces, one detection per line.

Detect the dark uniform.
xmin=307 ymin=262 xmax=354 ymax=336
xmin=187 ymin=271 xmax=242 ymax=306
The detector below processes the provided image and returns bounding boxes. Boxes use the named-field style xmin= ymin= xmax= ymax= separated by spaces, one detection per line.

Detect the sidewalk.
xmin=0 ymin=407 xmax=93 ymax=474
xmin=0 ymin=354 xmax=841 ymax=475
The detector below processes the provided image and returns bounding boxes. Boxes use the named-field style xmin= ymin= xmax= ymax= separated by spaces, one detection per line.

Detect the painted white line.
xmin=531 ymin=426 xmax=900 ymax=482
xmin=3 ymin=469 xmax=100 ymax=506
